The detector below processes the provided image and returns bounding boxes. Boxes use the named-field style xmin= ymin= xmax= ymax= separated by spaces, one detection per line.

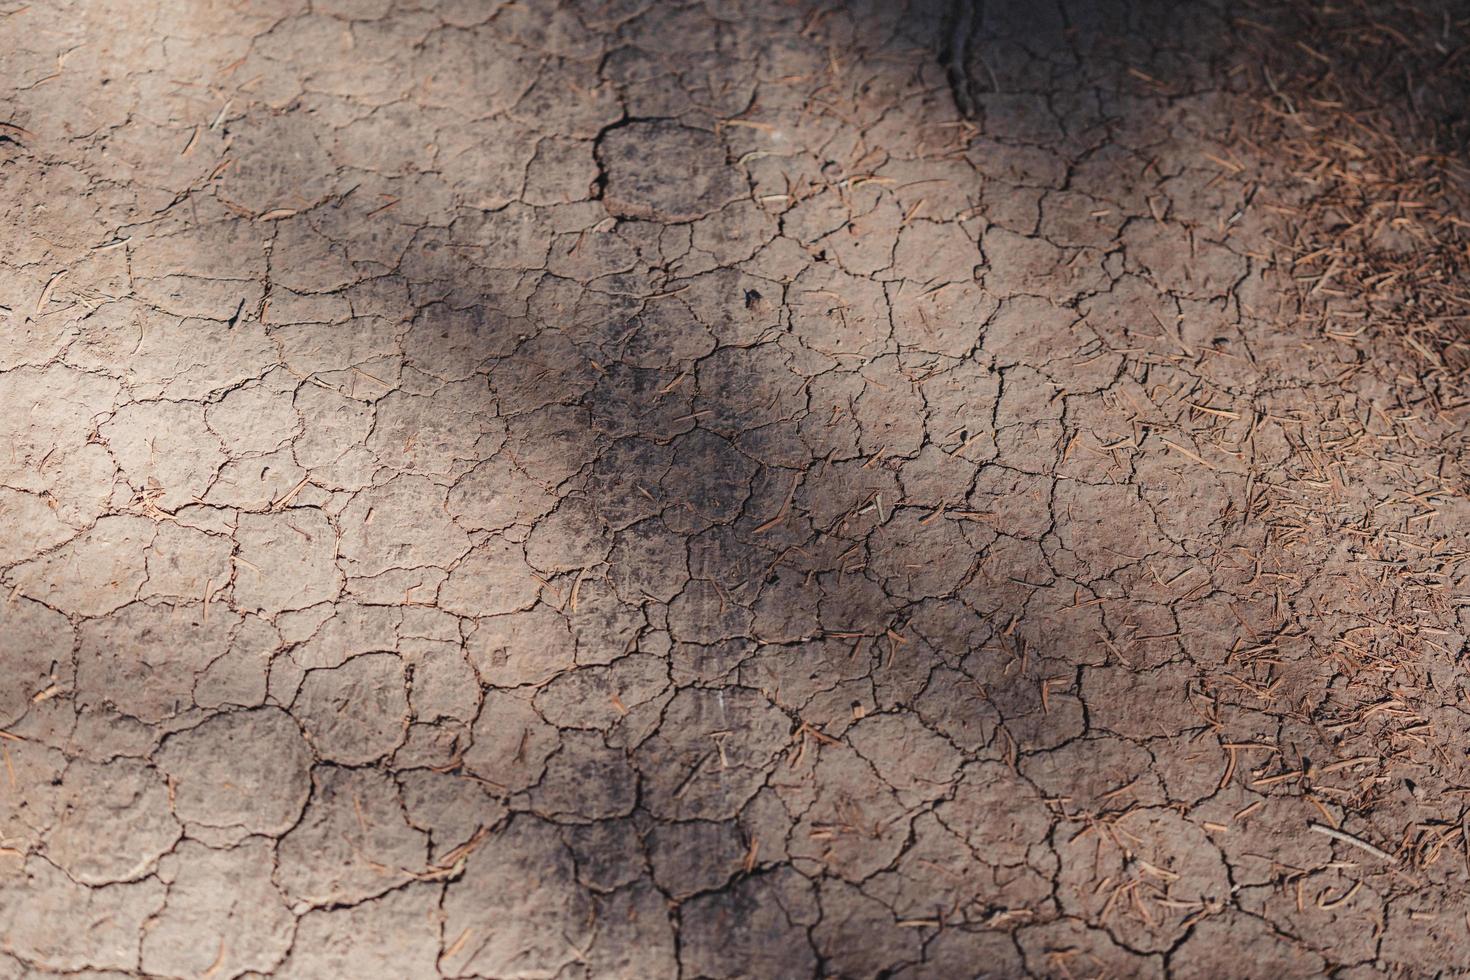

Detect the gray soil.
xmin=2 ymin=0 xmax=1468 ymax=977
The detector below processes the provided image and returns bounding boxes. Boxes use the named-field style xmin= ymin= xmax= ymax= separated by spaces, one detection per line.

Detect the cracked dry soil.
xmin=3 ymin=0 xmax=1470 ymax=976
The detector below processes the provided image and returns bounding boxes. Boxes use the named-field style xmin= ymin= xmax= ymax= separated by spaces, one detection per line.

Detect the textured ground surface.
xmin=2 ymin=0 xmax=1469 ymax=976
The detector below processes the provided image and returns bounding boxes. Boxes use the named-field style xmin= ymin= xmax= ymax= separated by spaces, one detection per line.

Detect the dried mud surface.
xmin=2 ymin=0 xmax=1469 ymax=977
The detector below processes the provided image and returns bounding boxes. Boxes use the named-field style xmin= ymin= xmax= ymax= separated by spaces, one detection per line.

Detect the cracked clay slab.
xmin=2 ymin=1 xmax=1466 ymax=977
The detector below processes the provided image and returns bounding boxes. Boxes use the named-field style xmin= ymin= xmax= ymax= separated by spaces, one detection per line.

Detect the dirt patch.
xmin=1 ymin=0 xmax=1467 ymax=976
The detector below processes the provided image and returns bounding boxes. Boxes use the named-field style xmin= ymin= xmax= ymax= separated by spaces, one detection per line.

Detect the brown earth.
xmin=2 ymin=0 xmax=1469 ymax=977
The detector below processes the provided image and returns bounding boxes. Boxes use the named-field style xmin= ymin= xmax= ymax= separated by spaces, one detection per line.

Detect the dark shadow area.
xmin=1 ymin=0 xmax=1468 ymax=977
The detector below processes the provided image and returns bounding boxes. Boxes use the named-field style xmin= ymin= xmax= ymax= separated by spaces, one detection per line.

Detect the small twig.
xmin=1310 ymin=822 xmax=1395 ymax=862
